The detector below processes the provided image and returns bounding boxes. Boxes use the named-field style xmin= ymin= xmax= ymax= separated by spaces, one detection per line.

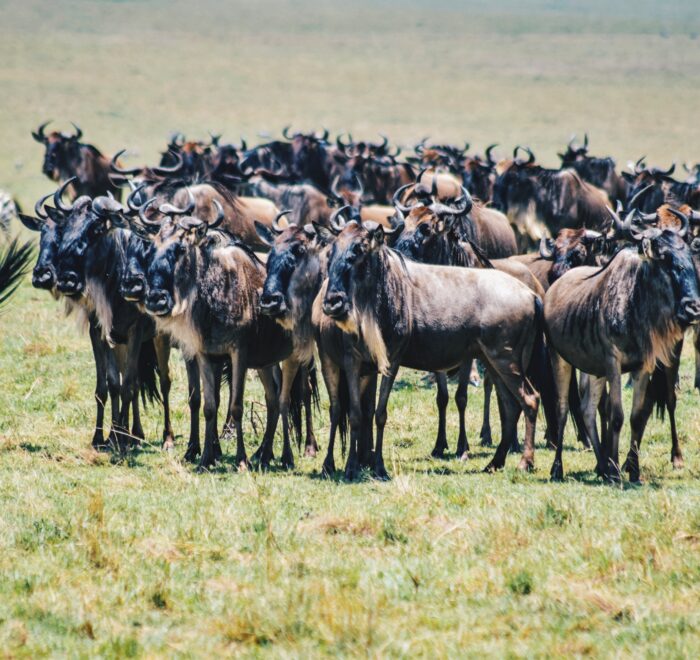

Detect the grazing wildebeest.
xmin=32 ymin=121 xmax=121 ymax=200
xmin=492 ymin=146 xmax=611 ymax=251
xmin=545 ymin=208 xmax=700 ymax=482
xmin=52 ymin=186 xmax=163 ymax=453
xmin=142 ymin=202 xmax=305 ymax=469
xmin=321 ymin=219 xmax=555 ymax=480
xmin=558 ymin=134 xmax=628 ymax=204
xmin=0 ymin=238 xmax=33 ymax=307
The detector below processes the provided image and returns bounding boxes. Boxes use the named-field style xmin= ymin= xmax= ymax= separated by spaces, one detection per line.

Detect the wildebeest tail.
xmin=567 ymin=370 xmax=589 ymax=445
xmin=338 ymin=368 xmax=349 ymax=456
xmin=526 ymin=296 xmax=558 ymax=440
xmin=650 ymin=364 xmax=668 ymax=420
xmin=290 ymin=368 xmax=304 ymax=450
xmin=138 ymin=338 xmax=161 ymax=406
xmin=0 ymin=238 xmax=33 ymax=307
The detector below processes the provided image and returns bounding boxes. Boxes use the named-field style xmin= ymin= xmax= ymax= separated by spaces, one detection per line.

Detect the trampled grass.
xmin=2 ymin=1 xmax=700 ymax=656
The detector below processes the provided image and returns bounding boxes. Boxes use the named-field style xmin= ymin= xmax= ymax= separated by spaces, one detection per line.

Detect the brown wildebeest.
xmin=624 ymin=160 xmax=700 ymax=214
xmin=321 ymin=219 xmax=556 ymax=480
xmin=492 ymin=146 xmax=611 ymax=251
xmin=32 ymin=121 xmax=121 ymax=200
xmin=545 ymin=209 xmax=700 ymax=482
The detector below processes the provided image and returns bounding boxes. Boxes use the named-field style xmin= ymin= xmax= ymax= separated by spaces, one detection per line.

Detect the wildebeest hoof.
xmin=183 ymin=444 xmax=200 ymax=463
xmin=281 ymin=454 xmax=295 ymax=470
xmin=372 ymin=464 xmax=390 ymax=481
xmin=550 ymin=461 xmax=564 ymax=482
xmin=509 ymin=440 xmax=522 ymax=453
xmin=344 ymin=462 xmax=360 ymax=481
xmin=237 ymin=457 xmax=251 ymax=472
xmin=483 ymin=461 xmax=502 ymax=473
xmin=321 ymin=462 xmax=336 ymax=477
xmin=304 ymin=445 xmax=317 ymax=458
xmin=132 ymin=426 xmax=145 ymax=442
xmin=431 ymin=446 xmax=447 ymax=459
xmin=517 ymin=457 xmax=534 ymax=472
xmin=458 ymin=451 xmax=470 ymax=462
xmin=479 ymin=430 xmax=492 ymax=447
xmin=672 ymin=455 xmax=684 ymax=470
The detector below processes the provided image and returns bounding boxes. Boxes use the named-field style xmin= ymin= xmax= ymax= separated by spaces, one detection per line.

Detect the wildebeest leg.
xmin=483 ymin=376 xmax=520 ymax=472
xmin=198 ymin=354 xmax=220 ymax=469
xmin=431 ymin=372 xmax=449 ymax=458
xmin=155 ymin=336 xmax=174 ymax=450
xmin=131 ymin=398 xmax=143 ymax=444
xmin=116 ymin=329 xmax=144 ymax=454
xmin=549 ymin=353 xmax=572 ymax=481
xmin=625 ymin=370 xmax=655 ymax=483
xmin=302 ymin=365 xmax=319 ymax=457
xmin=665 ymin=357 xmax=684 ymax=469
xmin=183 ymin=357 xmax=201 ymax=463
xmin=373 ymin=363 xmax=400 ymax=480
xmin=358 ymin=374 xmax=377 ymax=468
xmin=343 ymin=355 xmax=364 ymax=481
xmin=227 ymin=351 xmax=250 ymax=471
xmin=251 ymin=362 xmax=289 ymax=469
xmin=255 ymin=366 xmax=283 ymax=468
xmin=580 ymin=374 xmax=607 ymax=477
xmin=320 ymin=352 xmax=342 ymax=476
xmin=455 ymin=362 xmax=471 ymax=460
xmin=479 ymin=372 xmax=493 ymax=447
xmin=212 ymin=361 xmax=224 ymax=460
xmin=604 ymin=359 xmax=624 ymax=483
xmin=105 ymin=346 xmax=121 ymax=449
xmin=89 ymin=322 xmax=109 ymax=450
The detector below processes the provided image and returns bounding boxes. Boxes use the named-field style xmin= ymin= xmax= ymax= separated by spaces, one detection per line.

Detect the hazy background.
xmin=2 ymin=0 xmax=700 ymax=206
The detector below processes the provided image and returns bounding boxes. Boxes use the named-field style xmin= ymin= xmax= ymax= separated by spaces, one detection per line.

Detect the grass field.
xmin=2 ymin=1 xmax=700 ymax=656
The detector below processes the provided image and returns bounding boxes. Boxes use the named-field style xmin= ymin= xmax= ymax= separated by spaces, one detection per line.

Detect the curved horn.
xmin=329 ymin=205 xmax=352 ymax=233
xmin=415 ymin=137 xmax=428 ymax=155
xmin=152 ymin=150 xmax=184 ymax=176
xmin=583 ymin=229 xmax=602 ymax=243
xmin=70 ymin=122 xmax=83 ymax=140
xmin=331 ymin=175 xmax=342 ymax=199
xmin=282 ymin=125 xmax=294 ymax=140
xmin=666 ymin=207 xmax=689 ymax=238
xmin=138 ymin=198 xmax=160 ymax=226
xmin=484 ymin=143 xmax=498 ymax=165
xmin=208 ymin=199 xmax=225 ymax=229
xmin=430 ymin=186 xmax=473 ymax=216
xmin=159 ymin=188 xmax=195 ymax=216
xmin=655 ymin=162 xmax=676 ymax=177
xmin=353 ymin=172 xmax=365 ymax=199
xmin=336 ymin=133 xmax=350 ymax=152
xmin=392 ymin=183 xmax=415 ymax=214
xmin=272 ymin=209 xmax=294 ymax=232
xmin=239 ymin=136 xmax=247 ymax=152
xmin=634 ymin=156 xmax=646 ymax=174
xmin=34 ymin=192 xmax=53 ymax=220
xmin=583 ymin=133 xmax=589 ymax=149
xmin=320 ymin=128 xmax=329 ymax=142
xmin=524 ymin=147 xmax=535 ymax=165
xmin=208 ymin=132 xmax=221 ymax=147
xmin=627 ymin=183 xmax=654 ymax=209
xmin=607 ymin=206 xmax=635 ymax=236
xmin=539 ymin=237 xmax=554 ymax=259
xmin=567 ymin=134 xmax=577 ymax=149
xmin=32 ymin=120 xmax=51 ymax=144
xmin=54 ymin=177 xmax=76 ymax=213
xmin=126 ymin=182 xmax=148 ymax=213
xmin=378 ymin=134 xmax=389 ymax=151
xmin=110 ymin=149 xmax=143 ymax=176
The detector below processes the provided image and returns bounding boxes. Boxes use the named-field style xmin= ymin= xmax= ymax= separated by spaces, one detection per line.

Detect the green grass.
xmin=3 ymin=1 xmax=700 ymax=656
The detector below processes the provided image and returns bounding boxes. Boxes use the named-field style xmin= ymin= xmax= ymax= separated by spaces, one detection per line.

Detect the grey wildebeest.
xmin=545 ymin=209 xmax=700 ymax=482
xmin=32 ymin=121 xmax=122 ymax=200
xmin=320 ymin=219 xmax=555 ymax=480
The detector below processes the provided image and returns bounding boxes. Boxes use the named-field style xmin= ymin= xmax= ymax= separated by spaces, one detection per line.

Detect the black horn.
xmin=32 ymin=120 xmax=51 ymax=144
xmin=54 ymin=178 xmax=76 ymax=213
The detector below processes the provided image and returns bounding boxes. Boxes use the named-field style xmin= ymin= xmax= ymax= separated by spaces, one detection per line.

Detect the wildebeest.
xmin=492 ymin=146 xmax=611 ymax=251
xmin=558 ymin=134 xmax=628 ymax=203
xmin=321 ymin=219 xmax=556 ymax=479
xmin=32 ymin=121 xmax=121 ymax=200
xmin=142 ymin=202 xmax=308 ymax=469
xmin=545 ymin=208 xmax=700 ymax=482
xmin=624 ymin=160 xmax=700 ymax=213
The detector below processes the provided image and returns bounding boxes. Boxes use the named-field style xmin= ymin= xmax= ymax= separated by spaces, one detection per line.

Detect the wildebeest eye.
xmin=291 ymin=243 xmax=306 ymax=258
xmin=690 ymin=238 xmax=700 ymax=254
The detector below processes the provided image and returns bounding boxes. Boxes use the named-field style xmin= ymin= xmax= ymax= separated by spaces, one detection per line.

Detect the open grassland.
xmin=2 ymin=1 xmax=700 ymax=656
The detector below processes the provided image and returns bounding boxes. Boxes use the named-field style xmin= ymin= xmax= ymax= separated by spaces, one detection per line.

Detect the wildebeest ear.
xmin=254 ymin=221 xmax=275 ymax=246
xmin=19 ymin=214 xmax=42 ymax=232
xmin=384 ymin=221 xmax=405 ymax=246
xmin=621 ymin=171 xmax=634 ymax=183
xmin=312 ymin=222 xmax=334 ymax=244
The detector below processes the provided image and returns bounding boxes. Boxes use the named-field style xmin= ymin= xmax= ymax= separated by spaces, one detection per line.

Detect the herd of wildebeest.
xmin=2 ymin=122 xmax=700 ymax=484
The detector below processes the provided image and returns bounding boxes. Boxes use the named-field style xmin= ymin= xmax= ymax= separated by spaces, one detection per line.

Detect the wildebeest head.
xmin=539 ymin=227 xmax=603 ymax=283
xmin=322 ymin=220 xmax=404 ymax=321
xmin=255 ymin=212 xmax=321 ymax=323
xmin=32 ymin=121 xmax=84 ymax=182
xmin=54 ymin=182 xmax=127 ymax=298
xmin=609 ymin=207 xmax=700 ymax=326
xmin=19 ymin=191 xmax=67 ymax=291
xmin=144 ymin=194 xmax=224 ymax=317
xmin=622 ymin=160 xmax=689 ymax=213
xmin=557 ymin=134 xmax=589 ymax=166
xmin=491 ymin=146 xmax=538 ymax=212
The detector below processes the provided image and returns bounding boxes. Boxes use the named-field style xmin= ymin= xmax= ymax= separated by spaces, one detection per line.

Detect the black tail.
xmin=568 ymin=370 xmax=590 ymax=446
xmin=526 ymin=297 xmax=559 ymax=441
xmin=338 ymin=368 xmax=349 ymax=456
xmin=650 ymin=364 xmax=667 ymax=420
xmin=138 ymin=338 xmax=161 ymax=407
xmin=0 ymin=238 xmax=33 ymax=307
xmin=290 ymin=368 xmax=304 ymax=451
